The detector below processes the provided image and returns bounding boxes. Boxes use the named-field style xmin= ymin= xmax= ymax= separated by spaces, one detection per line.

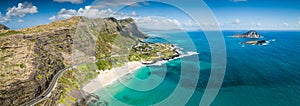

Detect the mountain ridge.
xmin=0 ymin=24 xmax=9 ymax=30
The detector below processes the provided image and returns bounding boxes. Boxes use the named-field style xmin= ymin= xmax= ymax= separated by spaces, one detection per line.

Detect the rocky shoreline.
xmin=141 ymin=44 xmax=181 ymax=65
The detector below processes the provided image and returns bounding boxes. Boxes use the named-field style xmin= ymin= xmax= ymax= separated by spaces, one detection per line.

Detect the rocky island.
xmin=234 ymin=30 xmax=263 ymax=38
xmin=0 ymin=16 xmax=179 ymax=106
xmin=241 ymin=40 xmax=268 ymax=45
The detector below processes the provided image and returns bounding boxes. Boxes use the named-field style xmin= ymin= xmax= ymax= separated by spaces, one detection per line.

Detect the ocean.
xmin=89 ymin=30 xmax=300 ymax=106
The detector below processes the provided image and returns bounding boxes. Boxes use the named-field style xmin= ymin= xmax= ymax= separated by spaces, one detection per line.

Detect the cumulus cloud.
xmin=54 ymin=0 xmax=84 ymax=4
xmin=17 ymin=19 xmax=24 ymax=23
xmin=49 ymin=6 xmax=189 ymax=30
xmin=232 ymin=19 xmax=241 ymax=24
xmin=48 ymin=16 xmax=56 ymax=21
xmin=78 ymin=6 xmax=114 ymax=18
xmin=93 ymin=0 xmax=147 ymax=8
xmin=0 ymin=12 xmax=10 ymax=23
xmin=56 ymin=8 xmax=77 ymax=19
xmin=133 ymin=16 xmax=181 ymax=30
xmin=6 ymin=2 xmax=38 ymax=18
xmin=0 ymin=2 xmax=37 ymax=23
xmin=49 ymin=6 xmax=116 ymax=20
xmin=182 ymin=20 xmax=195 ymax=27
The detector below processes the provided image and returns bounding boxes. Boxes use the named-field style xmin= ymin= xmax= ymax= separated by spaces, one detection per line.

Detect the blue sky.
xmin=0 ymin=0 xmax=299 ymax=30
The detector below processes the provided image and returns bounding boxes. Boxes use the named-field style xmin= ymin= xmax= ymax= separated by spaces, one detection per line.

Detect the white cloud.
xmin=131 ymin=11 xmax=137 ymax=16
xmin=49 ymin=8 xmax=77 ymax=20
xmin=253 ymin=22 xmax=261 ymax=27
xmin=93 ymin=0 xmax=146 ymax=8
xmin=133 ymin=16 xmax=181 ymax=30
xmin=249 ymin=22 xmax=262 ymax=27
xmin=6 ymin=2 xmax=38 ymax=18
xmin=49 ymin=6 xmax=117 ymax=21
xmin=78 ymin=6 xmax=114 ymax=18
xmin=283 ymin=22 xmax=289 ymax=27
xmin=57 ymin=8 xmax=77 ymax=19
xmin=48 ymin=16 xmax=56 ymax=21
xmin=17 ymin=19 xmax=24 ymax=23
xmin=0 ymin=2 xmax=37 ymax=23
xmin=182 ymin=20 xmax=195 ymax=27
xmin=231 ymin=0 xmax=248 ymax=2
xmin=0 ymin=12 xmax=10 ymax=23
xmin=232 ymin=19 xmax=241 ymax=24
xmin=53 ymin=0 xmax=84 ymax=4
xmin=49 ymin=6 xmax=192 ymax=30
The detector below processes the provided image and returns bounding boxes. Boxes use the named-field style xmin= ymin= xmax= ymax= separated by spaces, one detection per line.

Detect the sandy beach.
xmin=82 ymin=61 xmax=145 ymax=93
xmin=82 ymin=50 xmax=199 ymax=94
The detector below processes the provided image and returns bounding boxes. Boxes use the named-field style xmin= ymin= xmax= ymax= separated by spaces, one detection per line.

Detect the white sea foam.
xmin=149 ymin=51 xmax=199 ymax=66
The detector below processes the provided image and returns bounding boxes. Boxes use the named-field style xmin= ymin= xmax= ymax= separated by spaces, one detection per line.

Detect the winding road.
xmin=21 ymin=55 xmax=127 ymax=106
xmin=21 ymin=61 xmax=95 ymax=106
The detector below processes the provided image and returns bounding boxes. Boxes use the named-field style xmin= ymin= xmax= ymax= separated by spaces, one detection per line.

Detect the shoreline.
xmin=82 ymin=61 xmax=145 ymax=93
xmin=82 ymin=44 xmax=199 ymax=93
xmin=82 ymin=52 xmax=199 ymax=94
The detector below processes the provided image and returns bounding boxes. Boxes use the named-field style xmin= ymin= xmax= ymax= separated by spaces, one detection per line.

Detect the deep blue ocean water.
xmin=90 ymin=30 xmax=300 ymax=106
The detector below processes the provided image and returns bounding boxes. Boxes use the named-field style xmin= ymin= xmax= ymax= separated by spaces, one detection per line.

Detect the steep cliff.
xmin=0 ymin=16 xmax=146 ymax=106
xmin=0 ymin=24 xmax=9 ymax=30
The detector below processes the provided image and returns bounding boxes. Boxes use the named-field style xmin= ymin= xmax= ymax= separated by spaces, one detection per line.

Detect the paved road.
xmin=21 ymin=62 xmax=95 ymax=106
xmin=21 ymin=55 xmax=127 ymax=106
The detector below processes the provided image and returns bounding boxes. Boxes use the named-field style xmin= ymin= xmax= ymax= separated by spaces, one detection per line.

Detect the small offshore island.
xmin=233 ymin=30 xmax=263 ymax=38
xmin=0 ymin=16 xmax=181 ymax=106
xmin=233 ymin=30 xmax=274 ymax=46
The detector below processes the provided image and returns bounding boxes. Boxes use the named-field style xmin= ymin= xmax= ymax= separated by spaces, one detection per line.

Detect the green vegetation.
xmin=76 ymin=64 xmax=99 ymax=84
xmin=37 ymin=75 xmax=43 ymax=79
xmin=0 ymin=30 xmax=23 ymax=37
xmin=95 ymin=33 xmax=118 ymax=59
xmin=19 ymin=64 xmax=25 ymax=69
xmin=58 ymin=63 xmax=99 ymax=105
xmin=129 ymin=53 xmax=151 ymax=61
xmin=0 ymin=56 xmax=5 ymax=61
xmin=96 ymin=59 xmax=112 ymax=71
xmin=58 ymin=69 xmax=80 ymax=105
xmin=128 ymin=42 xmax=176 ymax=61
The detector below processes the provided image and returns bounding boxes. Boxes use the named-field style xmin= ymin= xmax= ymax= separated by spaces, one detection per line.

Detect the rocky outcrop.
xmin=241 ymin=40 xmax=268 ymax=45
xmin=234 ymin=30 xmax=263 ymax=38
xmin=0 ymin=24 xmax=9 ymax=30
xmin=0 ymin=16 xmax=146 ymax=106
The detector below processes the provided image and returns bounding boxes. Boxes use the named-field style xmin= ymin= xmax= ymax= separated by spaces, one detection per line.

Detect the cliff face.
xmin=0 ymin=24 xmax=9 ymax=30
xmin=0 ymin=16 xmax=146 ymax=106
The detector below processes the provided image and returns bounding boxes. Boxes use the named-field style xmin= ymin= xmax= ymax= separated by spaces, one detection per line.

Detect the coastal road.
xmin=21 ymin=55 xmax=127 ymax=106
xmin=21 ymin=62 xmax=95 ymax=106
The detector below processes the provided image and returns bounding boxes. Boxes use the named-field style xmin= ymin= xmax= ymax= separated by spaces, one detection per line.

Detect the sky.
xmin=0 ymin=0 xmax=300 ymax=30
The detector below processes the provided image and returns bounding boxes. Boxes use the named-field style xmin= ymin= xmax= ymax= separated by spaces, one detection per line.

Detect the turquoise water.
xmin=90 ymin=30 xmax=300 ymax=106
